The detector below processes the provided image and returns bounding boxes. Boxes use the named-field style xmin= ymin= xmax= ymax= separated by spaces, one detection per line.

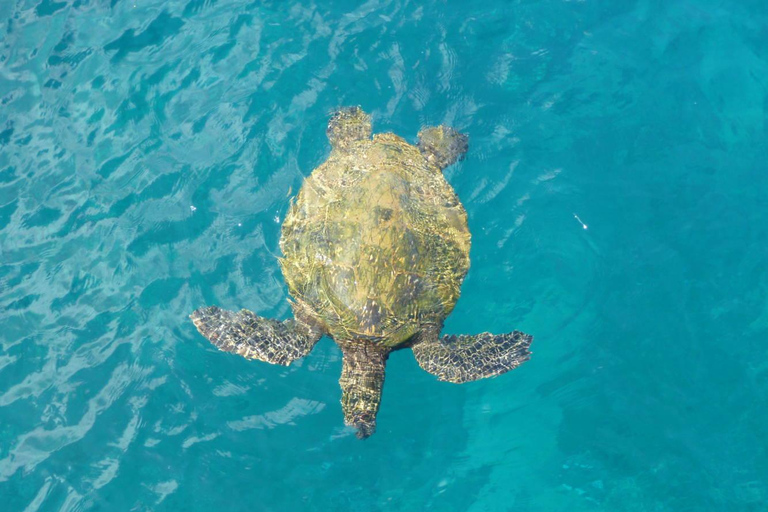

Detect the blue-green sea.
xmin=2 ymin=0 xmax=767 ymax=510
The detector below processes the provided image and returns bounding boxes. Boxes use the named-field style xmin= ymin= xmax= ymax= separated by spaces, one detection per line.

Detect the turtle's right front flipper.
xmin=190 ymin=306 xmax=322 ymax=366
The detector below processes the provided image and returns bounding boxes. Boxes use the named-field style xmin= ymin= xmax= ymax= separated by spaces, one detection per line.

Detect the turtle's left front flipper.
xmin=412 ymin=330 xmax=533 ymax=383
xmin=190 ymin=306 xmax=322 ymax=366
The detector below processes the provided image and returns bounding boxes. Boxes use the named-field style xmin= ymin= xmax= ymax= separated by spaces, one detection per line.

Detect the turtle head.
xmin=417 ymin=126 xmax=469 ymax=170
xmin=327 ymin=106 xmax=372 ymax=151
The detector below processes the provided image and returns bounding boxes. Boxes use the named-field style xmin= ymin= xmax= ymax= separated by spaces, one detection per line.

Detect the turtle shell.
xmin=279 ymin=133 xmax=470 ymax=347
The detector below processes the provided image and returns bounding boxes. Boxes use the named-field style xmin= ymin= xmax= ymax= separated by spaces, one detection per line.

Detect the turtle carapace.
xmin=191 ymin=107 xmax=533 ymax=439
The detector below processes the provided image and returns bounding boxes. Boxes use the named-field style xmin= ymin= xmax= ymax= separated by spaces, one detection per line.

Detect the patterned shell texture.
xmin=280 ymin=133 xmax=471 ymax=347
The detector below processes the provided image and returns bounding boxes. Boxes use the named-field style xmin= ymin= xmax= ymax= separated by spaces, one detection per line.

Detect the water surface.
xmin=1 ymin=0 xmax=767 ymax=510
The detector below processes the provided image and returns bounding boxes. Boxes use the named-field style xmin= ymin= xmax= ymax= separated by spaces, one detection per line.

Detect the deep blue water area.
xmin=2 ymin=0 xmax=768 ymax=510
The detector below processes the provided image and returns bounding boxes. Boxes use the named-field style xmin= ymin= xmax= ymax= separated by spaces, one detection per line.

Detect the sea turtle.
xmin=190 ymin=107 xmax=533 ymax=438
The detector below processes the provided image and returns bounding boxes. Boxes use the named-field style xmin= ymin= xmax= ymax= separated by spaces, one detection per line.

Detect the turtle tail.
xmin=338 ymin=341 xmax=389 ymax=439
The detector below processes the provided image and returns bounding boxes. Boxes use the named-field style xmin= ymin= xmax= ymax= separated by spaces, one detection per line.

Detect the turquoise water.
xmin=2 ymin=0 xmax=767 ymax=510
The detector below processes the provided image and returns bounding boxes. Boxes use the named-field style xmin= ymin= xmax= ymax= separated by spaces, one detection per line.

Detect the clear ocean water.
xmin=1 ymin=0 xmax=767 ymax=510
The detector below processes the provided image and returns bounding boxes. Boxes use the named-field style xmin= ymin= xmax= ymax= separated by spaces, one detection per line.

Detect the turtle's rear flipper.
xmin=190 ymin=306 xmax=322 ymax=366
xmin=412 ymin=330 xmax=532 ymax=383
xmin=417 ymin=126 xmax=469 ymax=170
xmin=327 ymin=106 xmax=372 ymax=150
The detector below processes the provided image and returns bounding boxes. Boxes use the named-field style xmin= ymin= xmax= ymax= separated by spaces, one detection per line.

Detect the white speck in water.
xmin=237 ymin=223 xmax=242 ymax=227
xmin=573 ymin=213 xmax=588 ymax=230
xmin=274 ymin=215 xmax=280 ymax=223
xmin=190 ymin=205 xmax=197 ymax=212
